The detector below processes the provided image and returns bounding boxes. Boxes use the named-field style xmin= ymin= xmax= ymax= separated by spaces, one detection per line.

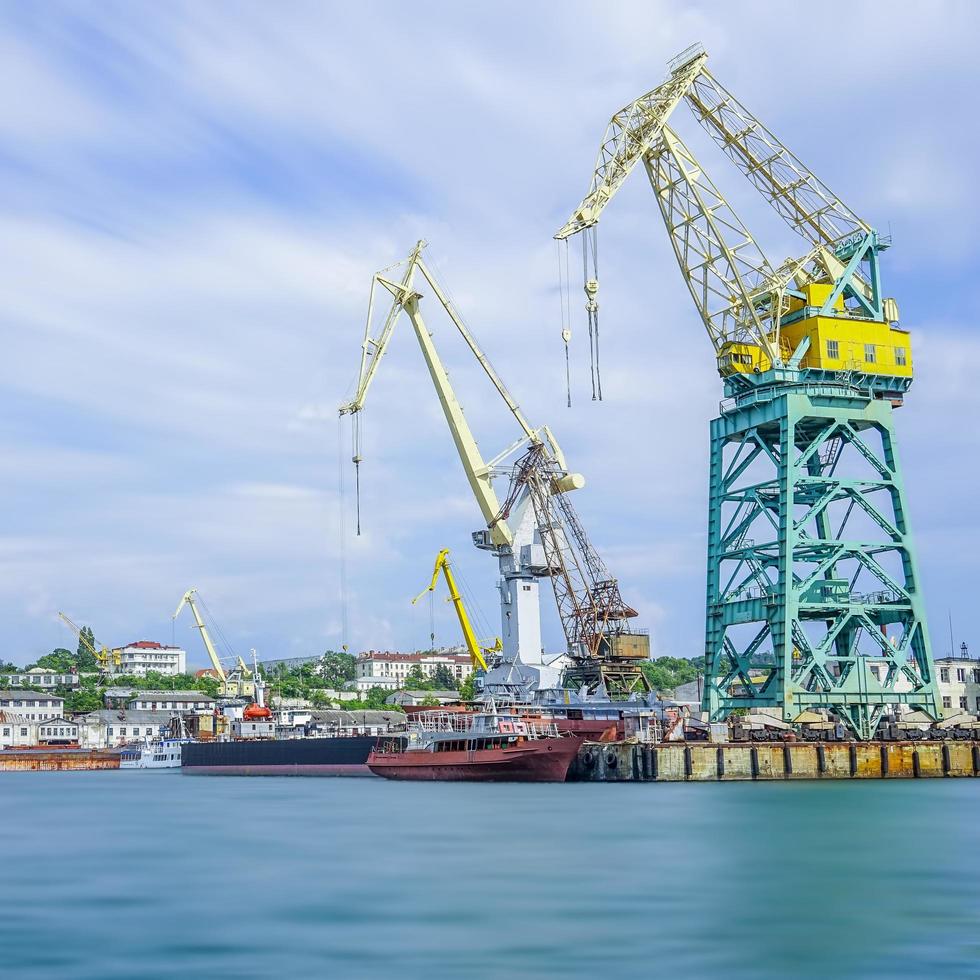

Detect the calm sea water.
xmin=2 ymin=772 xmax=978 ymax=978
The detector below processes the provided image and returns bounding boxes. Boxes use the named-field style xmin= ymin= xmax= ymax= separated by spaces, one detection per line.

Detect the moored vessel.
xmin=367 ymin=708 xmax=585 ymax=782
xmin=120 ymin=736 xmax=189 ymax=770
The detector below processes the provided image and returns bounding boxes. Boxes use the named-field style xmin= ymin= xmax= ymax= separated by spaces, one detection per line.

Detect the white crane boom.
xmin=340 ymin=241 xmax=580 ymax=547
xmin=173 ymin=588 xmax=226 ymax=683
xmin=339 ymin=241 xmax=583 ymax=683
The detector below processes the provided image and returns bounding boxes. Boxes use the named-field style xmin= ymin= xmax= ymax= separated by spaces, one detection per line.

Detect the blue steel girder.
xmin=703 ymin=383 xmax=940 ymax=737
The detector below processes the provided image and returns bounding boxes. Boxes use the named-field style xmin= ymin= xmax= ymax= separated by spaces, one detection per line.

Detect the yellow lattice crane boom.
xmin=57 ymin=612 xmax=121 ymax=670
xmin=412 ymin=548 xmax=501 ymax=672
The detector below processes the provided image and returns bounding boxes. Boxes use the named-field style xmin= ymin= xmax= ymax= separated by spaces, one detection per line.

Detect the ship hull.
xmin=182 ymin=736 xmax=396 ymax=776
xmin=367 ymin=736 xmax=583 ymax=782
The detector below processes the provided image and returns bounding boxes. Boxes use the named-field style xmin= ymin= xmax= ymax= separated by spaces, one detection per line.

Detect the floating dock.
xmin=570 ymin=740 xmax=980 ymax=781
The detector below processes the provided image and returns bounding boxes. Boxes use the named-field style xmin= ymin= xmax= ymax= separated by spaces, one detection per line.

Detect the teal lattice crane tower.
xmin=555 ymin=43 xmax=940 ymax=738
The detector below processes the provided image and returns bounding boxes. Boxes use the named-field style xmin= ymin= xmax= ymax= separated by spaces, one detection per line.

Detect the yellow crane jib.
xmin=57 ymin=611 xmax=121 ymax=669
xmin=412 ymin=549 xmax=499 ymax=673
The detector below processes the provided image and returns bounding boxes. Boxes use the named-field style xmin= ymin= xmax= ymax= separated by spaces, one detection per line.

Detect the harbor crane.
xmin=173 ymin=589 xmax=254 ymax=699
xmin=340 ymin=241 xmax=648 ymax=697
xmin=57 ymin=612 xmax=121 ymax=672
xmin=556 ymin=42 xmax=940 ymax=736
xmin=412 ymin=548 xmax=500 ymax=673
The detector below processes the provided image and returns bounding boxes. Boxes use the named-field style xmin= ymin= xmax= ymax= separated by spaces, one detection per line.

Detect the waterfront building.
xmin=126 ymin=691 xmax=215 ymax=712
xmin=110 ymin=641 xmax=187 ymax=677
xmin=0 ymin=670 xmax=78 ymax=690
xmin=75 ymin=709 xmax=174 ymax=748
xmin=355 ymin=650 xmax=472 ymax=692
xmin=863 ymin=652 xmax=980 ymax=720
xmin=37 ymin=717 xmax=79 ymax=745
xmin=0 ymin=690 xmax=65 ymax=722
xmin=0 ymin=715 xmax=35 ymax=748
xmin=0 ymin=714 xmax=80 ymax=748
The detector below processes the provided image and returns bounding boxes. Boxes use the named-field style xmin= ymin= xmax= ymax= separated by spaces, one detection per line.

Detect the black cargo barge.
xmin=182 ymin=736 xmax=401 ymax=776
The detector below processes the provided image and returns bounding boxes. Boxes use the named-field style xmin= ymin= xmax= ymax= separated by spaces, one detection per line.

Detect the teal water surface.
xmin=2 ymin=772 xmax=978 ymax=978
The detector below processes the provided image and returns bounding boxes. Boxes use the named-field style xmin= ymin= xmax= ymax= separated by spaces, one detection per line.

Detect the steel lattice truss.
xmin=645 ymin=128 xmax=779 ymax=362
xmin=495 ymin=445 xmax=646 ymax=695
xmin=555 ymin=44 xmax=875 ymax=366
xmin=704 ymin=396 xmax=940 ymax=739
xmin=684 ymin=69 xmax=867 ymax=248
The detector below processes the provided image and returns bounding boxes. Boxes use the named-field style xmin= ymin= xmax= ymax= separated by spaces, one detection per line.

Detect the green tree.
xmin=76 ymin=626 xmax=100 ymax=673
xmin=196 ymin=675 xmax=220 ymax=699
xmin=431 ymin=664 xmax=458 ymax=690
xmin=458 ymin=674 xmax=476 ymax=701
xmin=404 ymin=665 xmax=428 ymax=689
xmin=37 ymin=648 xmax=76 ymax=673
xmin=363 ymin=686 xmax=391 ymax=709
xmin=640 ymin=656 xmax=701 ymax=695
xmin=316 ymin=651 xmax=356 ymax=688
xmin=64 ymin=688 xmax=103 ymax=714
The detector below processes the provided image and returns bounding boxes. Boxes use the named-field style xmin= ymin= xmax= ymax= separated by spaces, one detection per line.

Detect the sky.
xmin=3 ymin=0 xmax=980 ymax=672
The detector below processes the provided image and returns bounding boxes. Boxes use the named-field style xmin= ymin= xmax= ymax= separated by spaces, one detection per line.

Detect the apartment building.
xmin=111 ymin=641 xmax=187 ymax=677
xmin=355 ymin=650 xmax=472 ymax=692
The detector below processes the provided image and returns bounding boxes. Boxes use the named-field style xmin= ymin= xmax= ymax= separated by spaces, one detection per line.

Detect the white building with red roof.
xmin=355 ymin=649 xmax=472 ymax=692
xmin=111 ymin=640 xmax=186 ymax=677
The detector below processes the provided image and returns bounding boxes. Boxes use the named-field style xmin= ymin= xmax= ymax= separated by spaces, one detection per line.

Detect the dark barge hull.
xmin=182 ymin=736 xmax=396 ymax=776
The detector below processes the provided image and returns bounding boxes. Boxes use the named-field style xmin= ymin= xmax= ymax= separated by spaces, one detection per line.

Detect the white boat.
xmin=120 ymin=737 xmax=189 ymax=769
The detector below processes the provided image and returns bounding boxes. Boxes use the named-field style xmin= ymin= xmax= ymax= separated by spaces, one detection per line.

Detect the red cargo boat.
xmin=367 ymin=709 xmax=588 ymax=782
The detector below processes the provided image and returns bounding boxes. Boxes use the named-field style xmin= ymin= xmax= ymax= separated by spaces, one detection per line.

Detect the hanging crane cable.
xmin=557 ymin=239 xmax=573 ymax=408
xmin=337 ymin=414 xmax=350 ymax=653
xmin=582 ymin=227 xmax=601 ymax=400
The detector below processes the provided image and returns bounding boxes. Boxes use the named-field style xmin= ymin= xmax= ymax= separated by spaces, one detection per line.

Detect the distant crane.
xmin=412 ymin=548 xmax=500 ymax=673
xmin=173 ymin=589 xmax=254 ymax=699
xmin=556 ymin=42 xmax=939 ymax=736
xmin=57 ymin=612 xmax=121 ymax=673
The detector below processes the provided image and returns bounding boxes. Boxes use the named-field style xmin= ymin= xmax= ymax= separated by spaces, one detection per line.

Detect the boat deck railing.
xmin=410 ymin=711 xmax=561 ymax=740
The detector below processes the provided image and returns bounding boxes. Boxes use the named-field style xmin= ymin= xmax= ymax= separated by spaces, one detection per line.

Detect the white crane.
xmin=340 ymin=241 xmax=584 ymax=694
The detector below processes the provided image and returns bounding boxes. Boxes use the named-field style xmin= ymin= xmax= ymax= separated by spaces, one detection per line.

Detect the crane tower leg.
xmin=702 ymin=385 xmax=940 ymax=739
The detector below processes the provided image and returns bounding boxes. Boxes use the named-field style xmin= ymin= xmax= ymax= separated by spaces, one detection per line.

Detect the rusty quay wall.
xmin=0 ymin=750 xmax=120 ymax=772
xmin=570 ymin=740 xmax=980 ymax=782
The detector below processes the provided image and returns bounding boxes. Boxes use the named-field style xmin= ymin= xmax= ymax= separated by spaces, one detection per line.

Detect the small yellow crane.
xmin=57 ymin=612 xmax=121 ymax=671
xmin=412 ymin=549 xmax=501 ymax=672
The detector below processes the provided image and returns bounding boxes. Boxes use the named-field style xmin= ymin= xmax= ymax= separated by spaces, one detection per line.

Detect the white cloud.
xmin=2 ymin=2 xmax=979 ymax=665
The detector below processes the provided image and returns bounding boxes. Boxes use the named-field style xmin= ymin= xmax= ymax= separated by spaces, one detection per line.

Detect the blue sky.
xmin=4 ymin=1 xmax=980 ymax=671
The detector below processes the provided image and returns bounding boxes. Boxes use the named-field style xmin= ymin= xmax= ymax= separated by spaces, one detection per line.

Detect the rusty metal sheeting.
xmin=570 ymin=741 xmax=980 ymax=782
xmin=0 ymin=750 xmax=119 ymax=771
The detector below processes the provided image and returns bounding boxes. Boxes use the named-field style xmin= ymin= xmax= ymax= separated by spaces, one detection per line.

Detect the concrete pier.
xmin=570 ymin=740 xmax=980 ymax=781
